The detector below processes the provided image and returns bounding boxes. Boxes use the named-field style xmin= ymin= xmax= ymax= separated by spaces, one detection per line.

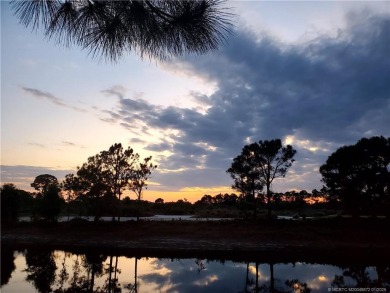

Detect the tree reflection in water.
xmin=24 ymin=248 xmax=56 ymax=293
xmin=332 ymin=266 xmax=390 ymax=289
xmin=56 ymin=252 xmax=70 ymax=291
xmin=1 ymin=248 xmax=389 ymax=293
xmin=243 ymin=262 xmax=311 ymax=293
xmin=125 ymin=257 xmax=138 ymax=293
xmin=1 ymin=247 xmax=16 ymax=286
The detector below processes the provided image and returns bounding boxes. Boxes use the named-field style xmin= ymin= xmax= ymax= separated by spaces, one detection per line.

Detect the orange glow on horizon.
xmin=304 ymin=196 xmax=327 ymax=205
xmin=141 ymin=186 xmax=235 ymax=203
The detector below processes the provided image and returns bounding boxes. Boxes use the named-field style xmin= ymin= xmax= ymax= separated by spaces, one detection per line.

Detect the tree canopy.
xmin=227 ymin=139 xmax=296 ymax=219
xmin=62 ymin=143 xmax=157 ymax=221
xmin=31 ymin=174 xmax=59 ymax=195
xmin=128 ymin=156 xmax=157 ymax=221
xmin=38 ymin=183 xmax=63 ymax=221
xmin=320 ymin=136 xmax=390 ymax=215
xmin=99 ymin=143 xmax=137 ymax=201
xmin=227 ymin=144 xmax=264 ymax=210
xmin=1 ymin=183 xmax=21 ymax=223
xmin=11 ymin=0 xmax=233 ymax=61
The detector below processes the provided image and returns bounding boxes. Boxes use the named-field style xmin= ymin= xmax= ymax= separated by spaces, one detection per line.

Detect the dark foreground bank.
xmin=2 ymin=218 xmax=390 ymax=264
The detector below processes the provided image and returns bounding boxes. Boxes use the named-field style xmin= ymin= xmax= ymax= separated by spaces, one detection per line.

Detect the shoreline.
xmin=3 ymin=234 xmax=390 ymax=266
xmin=2 ymin=218 xmax=390 ymax=264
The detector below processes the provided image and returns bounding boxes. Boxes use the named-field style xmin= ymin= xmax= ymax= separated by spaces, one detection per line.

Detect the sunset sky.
xmin=1 ymin=1 xmax=389 ymax=202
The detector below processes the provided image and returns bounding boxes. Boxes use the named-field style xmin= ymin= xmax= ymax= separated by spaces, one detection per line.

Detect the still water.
xmin=1 ymin=248 xmax=389 ymax=293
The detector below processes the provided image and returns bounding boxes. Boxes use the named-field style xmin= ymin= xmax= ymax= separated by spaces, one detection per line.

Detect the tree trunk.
xmin=137 ymin=200 xmax=140 ymax=222
xmin=94 ymin=198 xmax=101 ymax=222
xmin=137 ymin=195 xmax=141 ymax=222
xmin=270 ymin=263 xmax=274 ymax=292
xmin=90 ymin=264 xmax=95 ymax=292
xmin=244 ymin=262 xmax=249 ymax=292
xmin=117 ymin=193 xmax=121 ymax=222
xmin=114 ymin=256 xmax=118 ymax=280
xmin=108 ymin=255 xmax=113 ymax=293
xmin=253 ymin=179 xmax=257 ymax=220
xmin=267 ymin=184 xmax=272 ymax=220
xmin=134 ymin=257 xmax=138 ymax=292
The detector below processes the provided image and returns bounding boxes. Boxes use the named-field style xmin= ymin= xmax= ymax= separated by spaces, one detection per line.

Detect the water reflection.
xmin=1 ymin=248 xmax=389 ymax=293
xmin=1 ymin=247 xmax=15 ymax=286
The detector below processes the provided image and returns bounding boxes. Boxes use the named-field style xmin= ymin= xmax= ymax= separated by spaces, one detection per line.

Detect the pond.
xmin=2 ymin=247 xmax=389 ymax=293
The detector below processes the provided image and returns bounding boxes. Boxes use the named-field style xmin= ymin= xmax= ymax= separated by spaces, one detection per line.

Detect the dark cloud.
xmin=120 ymin=97 xmax=156 ymax=113
xmin=175 ymin=13 xmax=390 ymax=145
xmin=190 ymin=91 xmax=213 ymax=106
xmin=154 ymin=167 xmax=231 ymax=190
xmin=100 ymin=12 xmax=390 ymax=192
xmin=145 ymin=141 xmax=173 ymax=152
xmin=22 ymin=87 xmax=87 ymax=112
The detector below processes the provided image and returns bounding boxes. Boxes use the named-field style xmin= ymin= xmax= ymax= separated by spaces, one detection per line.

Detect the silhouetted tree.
xmin=128 ymin=156 xmax=157 ymax=221
xmin=257 ymin=140 xmax=296 ymax=219
xmin=224 ymin=193 xmax=239 ymax=206
xmin=18 ymin=189 xmax=35 ymax=214
xmin=62 ymin=172 xmax=91 ymax=218
xmin=61 ymin=173 xmax=83 ymax=220
xmin=228 ymin=139 xmax=296 ymax=219
xmin=62 ymin=174 xmax=81 ymax=202
xmin=103 ymin=144 xmax=136 ymax=193
xmin=63 ymin=143 xmax=147 ymax=221
xmin=64 ymin=153 xmax=111 ymax=221
xmin=214 ymin=193 xmax=224 ymax=204
xmin=320 ymin=136 xmax=390 ymax=216
xmin=1 ymin=183 xmax=21 ymax=224
xmin=12 ymin=0 xmax=233 ymax=61
xmin=31 ymin=174 xmax=59 ymax=195
xmin=227 ymin=144 xmax=264 ymax=218
xmin=199 ymin=194 xmax=214 ymax=205
xmin=100 ymin=143 xmax=138 ymax=221
xmin=155 ymin=198 xmax=164 ymax=204
xmin=38 ymin=183 xmax=63 ymax=221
